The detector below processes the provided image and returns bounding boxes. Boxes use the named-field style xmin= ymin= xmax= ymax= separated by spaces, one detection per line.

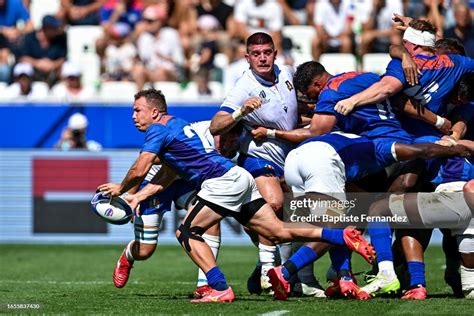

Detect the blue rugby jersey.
xmin=141 ymin=116 xmax=235 ymax=187
xmin=385 ymin=54 xmax=474 ymax=137
xmin=315 ymin=72 xmax=412 ymax=142
xmin=300 ymin=132 xmax=387 ymax=182
xmin=431 ymin=157 xmax=474 ymax=185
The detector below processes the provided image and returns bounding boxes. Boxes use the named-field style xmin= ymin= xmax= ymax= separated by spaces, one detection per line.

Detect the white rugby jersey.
xmin=220 ymin=64 xmax=298 ymax=168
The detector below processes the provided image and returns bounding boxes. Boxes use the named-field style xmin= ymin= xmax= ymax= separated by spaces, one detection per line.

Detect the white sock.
xmin=196 ymin=234 xmax=221 ymax=287
xmin=378 ymin=260 xmax=395 ymax=276
xmin=279 ymin=242 xmax=292 ymax=264
xmin=259 ymin=243 xmax=278 ymax=278
xmin=124 ymin=240 xmax=135 ymax=262
xmin=461 ymin=265 xmax=474 ymax=294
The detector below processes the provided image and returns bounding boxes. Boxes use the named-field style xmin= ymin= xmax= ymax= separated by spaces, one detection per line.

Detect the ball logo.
xmin=104 ymin=208 xmax=114 ymax=217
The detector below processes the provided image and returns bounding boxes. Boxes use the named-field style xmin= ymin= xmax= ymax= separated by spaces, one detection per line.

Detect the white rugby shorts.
xmin=284 ymin=141 xmax=346 ymax=201
xmin=197 ymin=166 xmax=262 ymax=213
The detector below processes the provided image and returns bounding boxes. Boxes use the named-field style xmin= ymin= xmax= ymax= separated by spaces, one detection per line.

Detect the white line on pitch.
xmin=259 ymin=310 xmax=290 ymax=316
xmin=0 ymin=280 xmax=195 ymax=285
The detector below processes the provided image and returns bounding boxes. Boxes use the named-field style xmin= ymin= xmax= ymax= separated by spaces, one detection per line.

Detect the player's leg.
xmin=458 ymin=233 xmax=474 ymax=298
xmin=113 ymin=210 xmax=164 ymax=288
xmin=459 ymin=181 xmax=474 ymax=298
xmin=360 ymin=194 xmax=410 ymax=296
xmin=240 ymin=156 xmax=284 ymax=295
xmin=171 ymin=182 xmax=224 ymax=299
xmin=440 ymin=229 xmax=463 ymax=297
xmin=193 ymin=223 xmax=221 ymax=299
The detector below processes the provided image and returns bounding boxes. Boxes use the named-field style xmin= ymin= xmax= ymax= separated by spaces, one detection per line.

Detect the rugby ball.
xmin=90 ymin=191 xmax=133 ymax=225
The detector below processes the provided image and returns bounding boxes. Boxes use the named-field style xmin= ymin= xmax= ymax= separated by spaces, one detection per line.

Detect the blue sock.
xmin=329 ymin=248 xmax=352 ymax=276
xmin=407 ymin=261 xmax=425 ymax=287
xmin=367 ymin=221 xmax=393 ymax=263
xmin=205 ymin=266 xmax=228 ymax=291
xmin=282 ymin=246 xmax=318 ymax=281
xmin=321 ymin=228 xmax=345 ymax=246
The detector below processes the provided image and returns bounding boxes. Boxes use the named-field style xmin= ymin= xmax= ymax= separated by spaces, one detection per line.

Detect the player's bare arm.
xmin=99 ymin=151 xmax=156 ymax=197
xmin=334 ymin=76 xmax=404 ymax=115
xmin=251 ymin=113 xmax=336 ymax=143
xmin=125 ymin=164 xmax=177 ymax=215
xmin=402 ymin=98 xmax=452 ymax=134
xmin=209 ymin=97 xmax=262 ymax=135
xmin=394 ymin=142 xmax=471 ymax=161
xmin=389 ymin=44 xmax=421 ymax=86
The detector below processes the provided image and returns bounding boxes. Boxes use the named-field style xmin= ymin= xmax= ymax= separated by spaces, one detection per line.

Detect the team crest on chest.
xmin=285 ymin=80 xmax=293 ymax=91
xmin=258 ymin=90 xmax=270 ymax=104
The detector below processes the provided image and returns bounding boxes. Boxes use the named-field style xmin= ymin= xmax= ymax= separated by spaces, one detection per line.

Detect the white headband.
xmin=403 ymin=27 xmax=435 ymax=47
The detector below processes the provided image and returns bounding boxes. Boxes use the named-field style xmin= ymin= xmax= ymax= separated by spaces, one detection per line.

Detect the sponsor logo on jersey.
xmin=285 ymin=80 xmax=293 ymax=91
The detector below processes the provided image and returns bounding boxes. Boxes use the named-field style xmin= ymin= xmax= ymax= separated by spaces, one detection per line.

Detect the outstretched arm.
xmin=251 ymin=113 xmax=337 ymax=143
xmin=394 ymin=142 xmax=471 ymax=161
xmin=401 ymin=99 xmax=451 ymax=134
xmin=125 ymin=164 xmax=177 ymax=214
xmin=334 ymin=76 xmax=404 ymax=115
xmin=98 ymin=151 xmax=156 ymax=196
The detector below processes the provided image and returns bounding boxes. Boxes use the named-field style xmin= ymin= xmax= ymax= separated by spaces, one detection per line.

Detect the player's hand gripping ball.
xmin=90 ymin=191 xmax=133 ymax=225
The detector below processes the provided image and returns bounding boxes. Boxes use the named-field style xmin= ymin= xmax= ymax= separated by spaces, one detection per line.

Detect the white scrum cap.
xmin=403 ymin=27 xmax=435 ymax=47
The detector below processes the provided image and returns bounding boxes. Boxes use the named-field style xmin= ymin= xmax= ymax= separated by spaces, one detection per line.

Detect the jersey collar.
xmin=250 ymin=64 xmax=281 ymax=87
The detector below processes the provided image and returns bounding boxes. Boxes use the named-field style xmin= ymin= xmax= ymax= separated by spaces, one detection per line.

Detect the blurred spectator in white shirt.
xmin=233 ymin=0 xmax=284 ymax=50
xmin=134 ymin=4 xmax=184 ymax=89
xmin=312 ymin=0 xmax=353 ymax=60
xmin=277 ymin=0 xmax=315 ymax=25
xmin=3 ymin=62 xmax=49 ymax=99
xmin=102 ymin=22 xmax=138 ymax=82
xmin=359 ymin=0 xmax=402 ymax=55
xmin=223 ymin=38 xmax=248 ymax=95
xmin=50 ymin=61 xmax=97 ymax=101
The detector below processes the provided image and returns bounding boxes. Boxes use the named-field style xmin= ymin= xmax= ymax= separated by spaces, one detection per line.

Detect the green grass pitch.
xmin=1 ymin=244 xmax=473 ymax=315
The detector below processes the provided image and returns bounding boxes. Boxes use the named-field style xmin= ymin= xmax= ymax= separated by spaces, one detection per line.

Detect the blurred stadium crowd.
xmin=0 ymin=0 xmax=473 ymax=101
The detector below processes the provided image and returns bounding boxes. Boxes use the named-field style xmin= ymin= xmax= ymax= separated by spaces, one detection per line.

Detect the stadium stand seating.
xmin=30 ymin=0 xmax=60 ymax=28
xmin=282 ymin=25 xmax=316 ymax=66
xmin=319 ymin=53 xmax=358 ymax=74
xmin=362 ymin=53 xmax=392 ymax=75
xmin=67 ymin=26 xmax=104 ymax=90
xmin=182 ymin=81 xmax=224 ymax=100
xmin=99 ymin=81 xmax=138 ymax=102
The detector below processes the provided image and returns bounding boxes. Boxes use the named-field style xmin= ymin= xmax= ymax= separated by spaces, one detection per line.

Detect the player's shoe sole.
xmin=343 ymin=227 xmax=376 ymax=264
xmin=267 ymin=266 xmax=290 ymax=301
xmin=113 ymin=250 xmax=133 ymax=288
xmin=191 ymin=287 xmax=235 ymax=303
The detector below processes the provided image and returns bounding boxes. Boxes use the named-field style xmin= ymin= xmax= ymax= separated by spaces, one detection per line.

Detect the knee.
xmin=267 ymin=198 xmax=283 ymax=214
xmin=463 ymin=180 xmax=474 ymax=193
